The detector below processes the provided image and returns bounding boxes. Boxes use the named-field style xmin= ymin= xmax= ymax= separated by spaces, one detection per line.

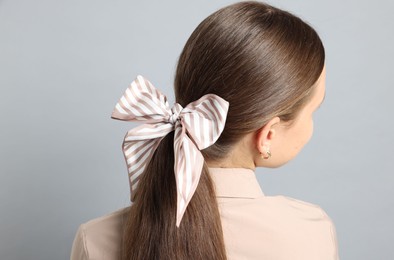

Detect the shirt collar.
xmin=208 ymin=167 xmax=264 ymax=199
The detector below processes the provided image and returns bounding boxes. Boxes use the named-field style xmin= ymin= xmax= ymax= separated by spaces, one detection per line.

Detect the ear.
xmin=255 ymin=117 xmax=280 ymax=154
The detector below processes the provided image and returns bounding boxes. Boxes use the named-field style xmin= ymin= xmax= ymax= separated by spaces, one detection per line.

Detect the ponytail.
xmin=121 ymin=132 xmax=227 ymax=259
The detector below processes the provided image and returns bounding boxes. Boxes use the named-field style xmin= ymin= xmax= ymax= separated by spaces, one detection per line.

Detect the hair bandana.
xmin=111 ymin=75 xmax=229 ymax=227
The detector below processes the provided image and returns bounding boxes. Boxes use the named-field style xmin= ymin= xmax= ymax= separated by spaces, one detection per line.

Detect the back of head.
xmin=175 ymin=1 xmax=325 ymax=160
xmin=122 ymin=1 xmax=325 ymax=259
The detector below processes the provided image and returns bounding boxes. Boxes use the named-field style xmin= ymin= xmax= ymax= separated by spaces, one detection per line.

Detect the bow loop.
xmin=111 ymin=75 xmax=229 ymax=227
xmin=181 ymin=94 xmax=229 ymax=150
xmin=111 ymin=75 xmax=172 ymax=123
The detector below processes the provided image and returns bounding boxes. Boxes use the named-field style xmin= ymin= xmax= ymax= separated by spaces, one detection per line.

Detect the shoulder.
xmin=271 ymin=196 xmax=339 ymax=258
xmin=273 ymin=195 xmax=332 ymax=218
xmin=70 ymin=207 xmax=129 ymax=260
xmin=81 ymin=207 xmax=129 ymax=234
xmin=219 ymin=196 xmax=339 ymax=259
xmin=257 ymin=195 xmax=337 ymax=232
xmin=220 ymin=194 xmax=330 ymax=220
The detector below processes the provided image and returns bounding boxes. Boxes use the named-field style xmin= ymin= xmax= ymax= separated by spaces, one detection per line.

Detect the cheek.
xmin=293 ymin=118 xmax=314 ymax=151
xmin=305 ymin=119 xmax=314 ymax=142
xmin=272 ymin=117 xmax=315 ymax=166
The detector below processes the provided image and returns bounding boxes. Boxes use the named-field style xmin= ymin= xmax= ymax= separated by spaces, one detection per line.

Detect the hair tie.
xmin=111 ymin=75 xmax=229 ymax=227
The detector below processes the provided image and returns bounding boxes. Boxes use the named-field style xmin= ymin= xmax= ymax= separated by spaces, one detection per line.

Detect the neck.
xmin=205 ymin=131 xmax=258 ymax=170
xmin=206 ymin=160 xmax=256 ymax=171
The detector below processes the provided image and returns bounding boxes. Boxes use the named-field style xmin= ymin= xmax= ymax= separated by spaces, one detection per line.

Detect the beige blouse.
xmin=70 ymin=167 xmax=339 ymax=259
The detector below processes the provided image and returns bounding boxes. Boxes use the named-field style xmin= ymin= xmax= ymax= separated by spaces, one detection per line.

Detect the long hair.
xmin=121 ymin=1 xmax=325 ymax=259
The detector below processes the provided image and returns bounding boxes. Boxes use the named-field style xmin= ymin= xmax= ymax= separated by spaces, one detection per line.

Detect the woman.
xmin=71 ymin=1 xmax=339 ymax=259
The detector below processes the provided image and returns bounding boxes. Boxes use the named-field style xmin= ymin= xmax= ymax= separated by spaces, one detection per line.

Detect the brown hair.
xmin=121 ymin=1 xmax=325 ymax=259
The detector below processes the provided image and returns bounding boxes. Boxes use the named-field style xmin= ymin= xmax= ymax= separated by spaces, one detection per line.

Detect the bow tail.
xmin=173 ymin=125 xmax=204 ymax=227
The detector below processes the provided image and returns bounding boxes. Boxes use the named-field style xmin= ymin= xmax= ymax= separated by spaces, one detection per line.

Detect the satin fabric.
xmin=111 ymin=75 xmax=229 ymax=226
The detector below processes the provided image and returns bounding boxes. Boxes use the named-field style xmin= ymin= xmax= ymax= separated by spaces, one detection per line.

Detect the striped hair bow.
xmin=111 ymin=75 xmax=229 ymax=227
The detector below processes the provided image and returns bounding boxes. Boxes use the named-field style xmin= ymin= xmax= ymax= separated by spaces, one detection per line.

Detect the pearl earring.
xmin=260 ymin=146 xmax=271 ymax=159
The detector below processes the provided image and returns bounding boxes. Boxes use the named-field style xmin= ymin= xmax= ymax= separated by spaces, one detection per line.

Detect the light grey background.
xmin=1 ymin=0 xmax=393 ymax=259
